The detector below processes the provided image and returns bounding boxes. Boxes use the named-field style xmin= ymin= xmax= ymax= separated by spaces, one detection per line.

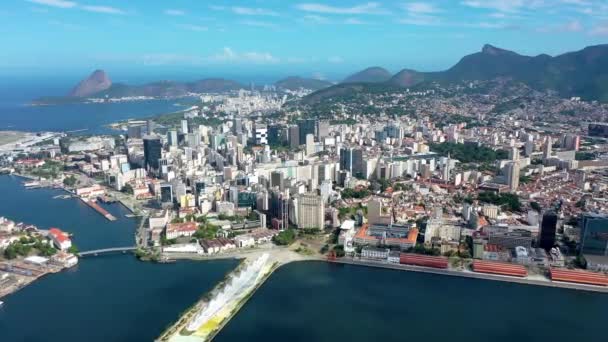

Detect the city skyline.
xmin=1 ymin=0 xmax=608 ymax=80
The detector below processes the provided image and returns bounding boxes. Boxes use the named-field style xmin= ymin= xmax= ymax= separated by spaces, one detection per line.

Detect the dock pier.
xmin=82 ymin=198 xmax=117 ymax=221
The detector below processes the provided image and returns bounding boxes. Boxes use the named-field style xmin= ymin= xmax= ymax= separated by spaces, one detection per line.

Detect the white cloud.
xmin=399 ymin=15 xmax=441 ymax=26
xmin=303 ymin=14 xmax=329 ymax=24
xmin=560 ymin=0 xmax=591 ymax=5
xmin=25 ymin=0 xmax=125 ymax=14
xmin=232 ymin=6 xmax=280 ymax=16
xmin=26 ymin=0 xmax=76 ymax=8
xmin=177 ymin=24 xmax=208 ymax=32
xmin=344 ymin=17 xmax=368 ymax=25
xmin=165 ymin=9 xmax=185 ymax=16
xmin=405 ymin=2 xmax=439 ymax=14
xmin=589 ymin=23 xmax=608 ymax=35
xmin=328 ymin=56 xmax=344 ymax=63
xmin=400 ymin=2 xmax=442 ymax=26
xmin=210 ymin=47 xmax=280 ymax=64
xmin=81 ymin=5 xmax=125 ymax=15
xmin=141 ymin=48 xmax=281 ymax=66
xmin=240 ymin=20 xmax=279 ymax=28
xmin=295 ymin=2 xmax=387 ymax=15
xmin=461 ymin=0 xmax=528 ymax=12
xmin=563 ymin=20 xmax=583 ymax=31
xmin=536 ymin=20 xmax=583 ymax=33
xmin=301 ymin=14 xmax=330 ymax=23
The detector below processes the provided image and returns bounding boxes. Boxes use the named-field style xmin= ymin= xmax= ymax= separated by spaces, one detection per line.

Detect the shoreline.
xmin=330 ymin=258 xmax=608 ymax=294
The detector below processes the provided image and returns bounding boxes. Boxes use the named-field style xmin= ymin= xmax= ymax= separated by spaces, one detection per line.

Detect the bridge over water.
xmin=79 ymin=247 xmax=137 ymax=257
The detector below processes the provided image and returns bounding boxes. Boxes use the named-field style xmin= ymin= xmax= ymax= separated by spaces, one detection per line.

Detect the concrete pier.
xmin=82 ymin=198 xmax=117 ymax=221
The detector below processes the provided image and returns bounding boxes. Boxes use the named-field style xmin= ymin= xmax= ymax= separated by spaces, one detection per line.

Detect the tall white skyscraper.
xmin=306 ymin=133 xmax=315 ymax=156
xmin=506 ymin=161 xmax=520 ymax=192
xmin=296 ymin=193 xmax=324 ymax=229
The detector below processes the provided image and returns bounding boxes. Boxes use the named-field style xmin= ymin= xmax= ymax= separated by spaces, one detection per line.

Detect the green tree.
xmin=121 ymin=183 xmax=134 ymax=195
xmin=272 ymin=229 xmax=297 ymax=246
xmin=63 ymin=175 xmax=77 ymax=187
xmin=67 ymin=245 xmax=79 ymax=255
xmin=530 ymin=202 xmax=541 ymax=212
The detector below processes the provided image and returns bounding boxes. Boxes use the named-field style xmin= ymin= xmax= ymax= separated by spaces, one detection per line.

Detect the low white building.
xmin=163 ymin=243 xmax=205 ymax=255
xmin=235 ymin=235 xmax=255 ymax=248
xmin=361 ymin=247 xmax=389 ymax=260
xmin=50 ymin=252 xmax=78 ymax=268
xmin=387 ymin=251 xmax=401 ymax=264
xmin=24 ymin=256 xmax=49 ymax=266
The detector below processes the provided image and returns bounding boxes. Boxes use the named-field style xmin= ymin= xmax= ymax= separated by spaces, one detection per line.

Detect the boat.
xmin=0 ymin=300 xmax=4 ymax=307
xmin=24 ymin=181 xmax=40 ymax=188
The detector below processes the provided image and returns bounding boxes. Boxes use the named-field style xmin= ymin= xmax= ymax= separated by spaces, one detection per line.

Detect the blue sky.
xmin=1 ymin=0 xmax=607 ymax=82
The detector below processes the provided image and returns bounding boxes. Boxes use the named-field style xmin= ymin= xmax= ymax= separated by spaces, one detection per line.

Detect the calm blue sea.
xmin=0 ymin=175 xmax=238 ymax=342
xmin=0 ymin=78 xmax=186 ymax=134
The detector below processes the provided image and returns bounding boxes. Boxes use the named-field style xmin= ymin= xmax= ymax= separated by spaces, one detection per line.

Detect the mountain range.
xmin=274 ymin=76 xmax=333 ymax=91
xmin=34 ymin=43 xmax=608 ymax=105
xmin=311 ymin=43 xmax=608 ymax=103
xmin=34 ymin=72 xmax=335 ymax=104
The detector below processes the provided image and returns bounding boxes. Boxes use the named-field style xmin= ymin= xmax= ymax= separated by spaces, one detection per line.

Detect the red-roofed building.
xmin=16 ymin=159 xmax=45 ymax=168
xmin=166 ymin=221 xmax=198 ymax=239
xmin=48 ymin=228 xmax=72 ymax=251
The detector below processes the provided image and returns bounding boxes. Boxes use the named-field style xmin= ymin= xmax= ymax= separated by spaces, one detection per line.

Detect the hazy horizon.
xmin=1 ymin=0 xmax=607 ymax=80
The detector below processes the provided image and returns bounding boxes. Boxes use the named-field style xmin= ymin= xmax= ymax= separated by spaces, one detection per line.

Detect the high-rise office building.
xmin=270 ymin=171 xmax=284 ymax=190
xmin=233 ymin=118 xmax=242 ymax=135
xmin=316 ymin=121 xmax=329 ymax=140
xmin=159 ymin=183 xmax=173 ymax=204
xmin=505 ymin=161 xmax=520 ymax=192
xmin=580 ymin=214 xmax=608 ymax=256
xmin=543 ymin=136 xmax=553 ymax=159
xmin=289 ymin=125 xmax=300 ymax=148
xmin=146 ymin=120 xmax=154 ymax=135
xmin=270 ymin=190 xmax=289 ymax=230
xmin=298 ymin=119 xmax=316 ymax=144
xmin=167 ymin=130 xmax=178 ymax=147
xmin=268 ymin=124 xmax=281 ymax=145
xmin=340 ymin=147 xmax=364 ymax=178
xmin=127 ymin=124 xmax=143 ymax=139
xmin=181 ymin=119 xmax=189 ymax=134
xmin=296 ymin=193 xmax=325 ymax=229
xmin=305 ymin=134 xmax=315 ymax=156
xmin=509 ymin=147 xmax=520 ymax=161
xmin=255 ymin=123 xmax=268 ymax=145
xmin=143 ymin=135 xmax=162 ymax=172
xmin=562 ymin=134 xmax=580 ymax=151
xmin=539 ymin=211 xmax=558 ymax=250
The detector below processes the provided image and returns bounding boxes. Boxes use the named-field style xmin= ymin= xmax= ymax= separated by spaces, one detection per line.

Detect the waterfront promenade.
xmin=332 ymin=257 xmax=608 ymax=294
